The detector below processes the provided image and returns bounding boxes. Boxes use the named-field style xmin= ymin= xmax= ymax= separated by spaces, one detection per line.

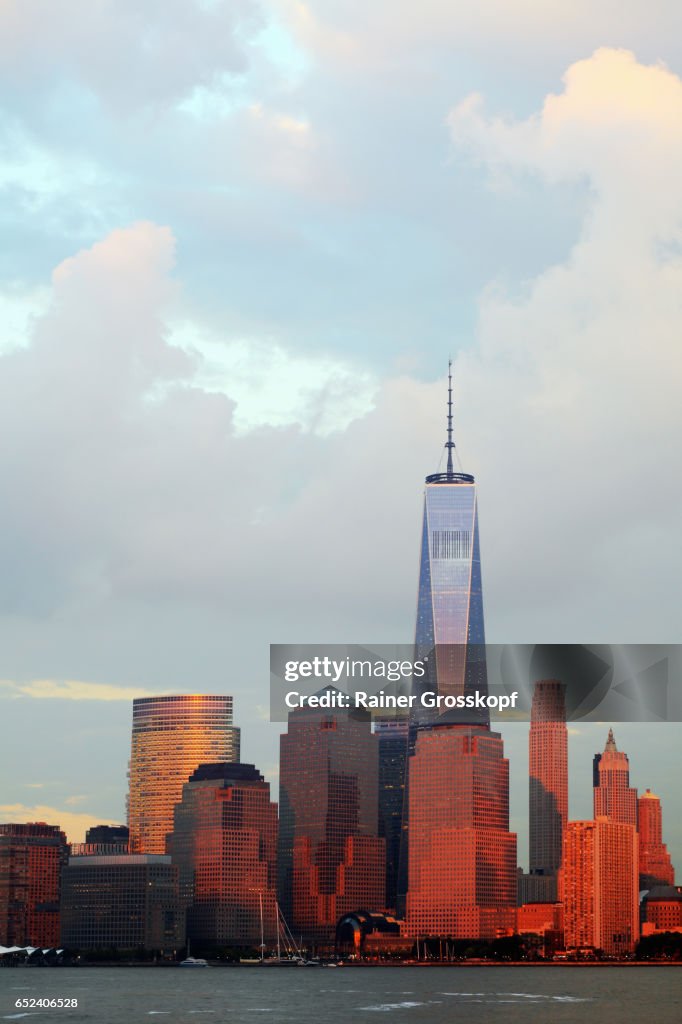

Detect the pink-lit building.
xmin=593 ymin=729 xmax=637 ymax=826
xmin=0 ymin=823 xmax=67 ymax=948
xmin=406 ymin=724 xmax=517 ymax=940
xmin=529 ymin=680 xmax=567 ymax=902
xmin=563 ymin=817 xmax=639 ymax=956
xmin=638 ymin=789 xmax=675 ymax=890
xmin=278 ymin=696 xmax=385 ymax=943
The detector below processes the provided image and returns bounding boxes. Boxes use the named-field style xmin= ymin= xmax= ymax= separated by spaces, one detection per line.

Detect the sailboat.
xmin=179 ymin=939 xmax=208 ymax=967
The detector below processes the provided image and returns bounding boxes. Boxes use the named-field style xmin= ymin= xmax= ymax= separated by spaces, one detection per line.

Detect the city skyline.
xmin=2 ymin=6 xmax=682 ymax=881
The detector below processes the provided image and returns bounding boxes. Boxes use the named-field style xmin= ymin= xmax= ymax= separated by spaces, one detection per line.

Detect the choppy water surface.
xmin=1 ymin=966 xmax=681 ymax=1024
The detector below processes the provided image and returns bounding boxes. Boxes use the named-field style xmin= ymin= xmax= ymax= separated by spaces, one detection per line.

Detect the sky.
xmin=1 ymin=2 xmax=681 ymax=871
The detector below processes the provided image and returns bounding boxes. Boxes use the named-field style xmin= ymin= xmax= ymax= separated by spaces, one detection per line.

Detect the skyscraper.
xmin=563 ymin=818 xmax=639 ymax=956
xmin=172 ymin=763 xmax=278 ymax=950
xmin=278 ymin=693 xmax=385 ymax=944
xmin=404 ymin=368 xmax=515 ymax=938
xmin=406 ymin=725 xmax=517 ymax=939
xmin=638 ymin=789 xmax=675 ymax=890
xmin=375 ymin=717 xmax=408 ymax=912
xmin=128 ymin=695 xmax=240 ymax=854
xmin=593 ymin=729 xmax=637 ymax=827
xmin=413 ymin=363 xmax=487 ymax=715
xmin=529 ymin=679 xmax=568 ymax=901
xmin=0 ymin=823 xmax=67 ymax=948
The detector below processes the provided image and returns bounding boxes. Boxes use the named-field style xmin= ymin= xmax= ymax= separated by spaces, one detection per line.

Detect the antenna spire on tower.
xmin=446 ymin=359 xmax=454 ymax=476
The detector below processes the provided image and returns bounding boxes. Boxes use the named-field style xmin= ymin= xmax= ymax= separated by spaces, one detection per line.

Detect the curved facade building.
xmin=128 ymin=695 xmax=240 ymax=854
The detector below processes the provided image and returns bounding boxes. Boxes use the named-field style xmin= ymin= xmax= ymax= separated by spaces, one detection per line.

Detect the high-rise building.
xmin=638 ymin=790 xmax=675 ymax=890
xmin=278 ymin=693 xmax=385 ymax=944
xmin=403 ymin=368 xmax=516 ymax=939
xmin=528 ymin=680 xmax=568 ymax=901
xmin=563 ymin=818 xmax=639 ymax=956
xmin=593 ymin=729 xmax=637 ymax=827
xmin=375 ymin=717 xmax=408 ymax=912
xmin=0 ymin=823 xmax=67 ymax=948
xmin=413 ymin=364 xmax=487 ymax=715
xmin=60 ymin=854 xmax=182 ymax=952
xmin=171 ymin=763 xmax=278 ymax=951
xmin=128 ymin=695 xmax=240 ymax=854
xmin=406 ymin=725 xmax=517 ymax=939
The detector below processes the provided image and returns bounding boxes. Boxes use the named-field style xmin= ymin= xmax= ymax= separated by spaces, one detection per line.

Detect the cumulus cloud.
xmin=446 ymin=48 xmax=682 ymax=637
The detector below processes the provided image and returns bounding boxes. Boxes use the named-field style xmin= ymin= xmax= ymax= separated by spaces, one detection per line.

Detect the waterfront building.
xmin=128 ymin=695 xmax=240 ymax=854
xmin=640 ymin=885 xmax=682 ymax=934
xmin=593 ymin=729 xmax=637 ymax=827
xmin=405 ymin=724 xmax=517 ymax=939
xmin=60 ymin=854 xmax=182 ymax=952
xmin=0 ymin=823 xmax=67 ymax=947
xmin=278 ymin=693 xmax=384 ymax=943
xmin=528 ymin=680 xmax=568 ymax=902
xmin=375 ymin=717 xmax=408 ymax=911
xmin=171 ymin=763 xmax=277 ymax=950
xmin=638 ymin=789 xmax=675 ymax=889
xmin=563 ymin=818 xmax=639 ymax=956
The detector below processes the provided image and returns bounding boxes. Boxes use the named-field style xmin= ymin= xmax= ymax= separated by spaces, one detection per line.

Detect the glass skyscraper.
xmin=413 ymin=364 xmax=487 ymax=722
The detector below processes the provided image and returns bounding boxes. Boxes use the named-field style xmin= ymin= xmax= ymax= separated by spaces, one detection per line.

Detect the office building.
xmin=128 ymin=695 xmax=240 ymax=854
xmin=528 ymin=680 xmax=568 ymax=901
xmin=278 ymin=694 xmax=384 ymax=943
xmin=563 ymin=818 xmax=639 ymax=956
xmin=406 ymin=724 xmax=517 ymax=939
xmin=171 ymin=763 xmax=277 ymax=950
xmin=60 ymin=854 xmax=182 ymax=952
xmin=375 ymin=717 xmax=408 ymax=911
xmin=593 ymin=729 xmax=637 ymax=827
xmin=638 ymin=789 xmax=675 ymax=889
xmin=0 ymin=823 xmax=67 ymax=948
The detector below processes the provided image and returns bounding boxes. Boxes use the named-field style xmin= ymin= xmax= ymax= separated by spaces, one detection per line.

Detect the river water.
xmin=1 ymin=965 xmax=681 ymax=1023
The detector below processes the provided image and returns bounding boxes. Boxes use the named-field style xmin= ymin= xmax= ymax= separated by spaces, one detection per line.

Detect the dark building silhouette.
xmin=171 ymin=763 xmax=277 ymax=951
xmin=375 ymin=717 xmax=408 ymax=912
xmin=0 ymin=823 xmax=67 ymax=948
xmin=85 ymin=825 xmax=129 ymax=848
xmin=278 ymin=694 xmax=384 ymax=944
xmin=528 ymin=680 xmax=567 ymax=902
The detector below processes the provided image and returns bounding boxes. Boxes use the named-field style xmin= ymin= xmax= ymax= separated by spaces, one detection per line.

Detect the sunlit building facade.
xmin=529 ymin=680 xmax=568 ymax=901
xmin=60 ymin=854 xmax=182 ymax=952
xmin=128 ymin=695 xmax=240 ymax=854
xmin=0 ymin=823 xmax=67 ymax=948
xmin=638 ymin=789 xmax=675 ymax=890
xmin=171 ymin=763 xmax=278 ymax=950
xmin=406 ymin=725 xmax=517 ymax=939
xmin=278 ymin=695 xmax=385 ymax=943
xmin=593 ymin=729 xmax=638 ymax=827
xmin=563 ymin=818 xmax=639 ymax=956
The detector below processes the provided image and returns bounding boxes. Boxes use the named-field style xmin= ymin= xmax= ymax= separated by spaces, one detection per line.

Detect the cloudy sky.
xmin=1 ymin=2 xmax=681 ymax=870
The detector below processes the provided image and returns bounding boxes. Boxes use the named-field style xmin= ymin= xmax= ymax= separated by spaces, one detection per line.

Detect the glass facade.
xmin=0 ymin=823 xmax=67 ymax=947
xmin=128 ymin=695 xmax=240 ymax=855
xmin=375 ymin=718 xmax=408 ymax=912
xmin=60 ymin=854 xmax=182 ymax=952
xmin=413 ymin=480 xmax=487 ymax=720
xmin=529 ymin=680 xmax=568 ymax=900
xmin=278 ymin=699 xmax=385 ymax=943
xmin=171 ymin=763 xmax=278 ymax=950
